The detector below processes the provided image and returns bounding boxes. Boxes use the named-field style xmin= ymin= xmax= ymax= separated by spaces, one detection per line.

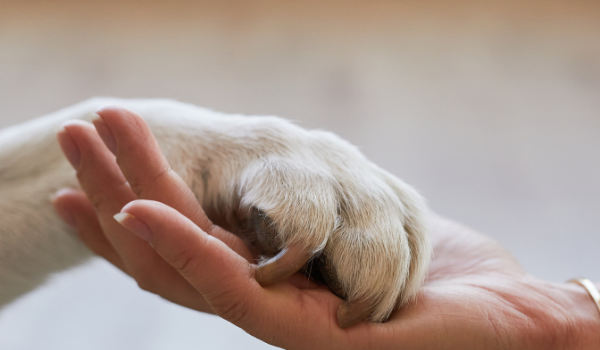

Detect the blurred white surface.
xmin=0 ymin=0 xmax=598 ymax=348
xmin=0 ymin=259 xmax=278 ymax=349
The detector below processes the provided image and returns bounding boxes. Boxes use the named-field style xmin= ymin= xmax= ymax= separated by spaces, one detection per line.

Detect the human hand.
xmin=53 ymin=108 xmax=600 ymax=349
xmin=53 ymin=107 xmax=253 ymax=314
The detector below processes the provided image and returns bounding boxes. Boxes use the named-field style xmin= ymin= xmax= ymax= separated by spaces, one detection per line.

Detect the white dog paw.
xmin=150 ymin=106 xmax=432 ymax=326
xmin=232 ymin=128 xmax=431 ymax=326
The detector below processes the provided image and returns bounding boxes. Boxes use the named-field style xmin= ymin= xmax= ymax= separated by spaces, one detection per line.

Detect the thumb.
xmin=114 ymin=199 xmax=261 ymax=325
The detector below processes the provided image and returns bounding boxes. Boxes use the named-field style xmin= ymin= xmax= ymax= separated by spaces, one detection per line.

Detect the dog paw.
xmin=145 ymin=104 xmax=432 ymax=327
xmin=233 ymin=128 xmax=431 ymax=327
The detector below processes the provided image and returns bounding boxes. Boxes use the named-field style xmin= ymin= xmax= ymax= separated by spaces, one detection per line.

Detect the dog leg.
xmin=0 ymin=98 xmax=431 ymax=327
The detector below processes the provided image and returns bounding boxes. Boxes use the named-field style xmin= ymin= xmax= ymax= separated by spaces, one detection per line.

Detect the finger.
xmin=93 ymin=107 xmax=250 ymax=260
xmin=58 ymin=121 xmax=141 ymax=254
xmin=114 ymin=199 xmax=260 ymax=324
xmin=95 ymin=107 xmax=207 ymax=226
xmin=116 ymin=200 xmax=357 ymax=349
xmin=52 ymin=187 xmax=126 ymax=272
xmin=58 ymin=121 xmax=212 ymax=312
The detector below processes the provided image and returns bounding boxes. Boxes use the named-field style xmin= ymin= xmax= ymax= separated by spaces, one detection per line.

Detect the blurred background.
xmin=0 ymin=0 xmax=598 ymax=348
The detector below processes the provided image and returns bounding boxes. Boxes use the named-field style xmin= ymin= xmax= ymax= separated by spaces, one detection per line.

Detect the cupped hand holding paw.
xmin=53 ymin=107 xmax=600 ymax=350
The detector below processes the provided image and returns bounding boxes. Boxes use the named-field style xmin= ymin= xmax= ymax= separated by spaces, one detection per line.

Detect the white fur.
xmin=0 ymin=98 xmax=431 ymax=322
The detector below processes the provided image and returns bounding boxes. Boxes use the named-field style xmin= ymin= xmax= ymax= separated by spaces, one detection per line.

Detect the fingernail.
xmin=51 ymin=189 xmax=78 ymax=228
xmin=255 ymin=244 xmax=312 ymax=286
xmin=57 ymin=125 xmax=81 ymax=169
xmin=114 ymin=212 xmax=153 ymax=242
xmin=91 ymin=113 xmax=117 ymax=156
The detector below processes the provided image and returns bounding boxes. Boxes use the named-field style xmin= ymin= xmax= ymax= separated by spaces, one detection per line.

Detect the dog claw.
xmin=337 ymin=299 xmax=373 ymax=329
xmin=255 ymin=243 xmax=312 ymax=286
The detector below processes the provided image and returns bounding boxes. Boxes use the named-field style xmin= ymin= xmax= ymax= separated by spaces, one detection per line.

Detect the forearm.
xmin=0 ymin=171 xmax=92 ymax=307
xmin=0 ymin=104 xmax=95 ymax=307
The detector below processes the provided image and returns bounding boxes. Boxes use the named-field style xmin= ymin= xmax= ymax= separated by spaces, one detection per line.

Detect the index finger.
xmin=93 ymin=107 xmax=249 ymax=259
xmin=117 ymin=200 xmax=349 ymax=349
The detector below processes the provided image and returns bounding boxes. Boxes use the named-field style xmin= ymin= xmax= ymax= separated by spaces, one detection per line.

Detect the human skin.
xmin=53 ymin=107 xmax=600 ymax=349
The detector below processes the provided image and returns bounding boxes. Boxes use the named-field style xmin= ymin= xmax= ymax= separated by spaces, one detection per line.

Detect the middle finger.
xmin=59 ymin=120 xmax=211 ymax=312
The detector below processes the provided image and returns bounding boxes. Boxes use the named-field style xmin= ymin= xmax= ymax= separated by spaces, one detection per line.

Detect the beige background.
xmin=0 ymin=0 xmax=599 ymax=349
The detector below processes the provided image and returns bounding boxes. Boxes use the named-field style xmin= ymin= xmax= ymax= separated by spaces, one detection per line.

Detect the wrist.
xmin=558 ymin=281 xmax=600 ymax=349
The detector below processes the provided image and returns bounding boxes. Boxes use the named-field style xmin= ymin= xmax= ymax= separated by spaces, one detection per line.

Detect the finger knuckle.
xmin=133 ymin=270 xmax=156 ymax=292
xmin=122 ymin=164 xmax=171 ymax=197
xmin=166 ymin=249 xmax=198 ymax=277
xmin=135 ymin=278 xmax=155 ymax=293
xmin=127 ymin=179 xmax=144 ymax=197
xmin=213 ymin=293 xmax=251 ymax=324
xmin=88 ymin=191 xmax=110 ymax=212
xmin=128 ymin=257 xmax=166 ymax=293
